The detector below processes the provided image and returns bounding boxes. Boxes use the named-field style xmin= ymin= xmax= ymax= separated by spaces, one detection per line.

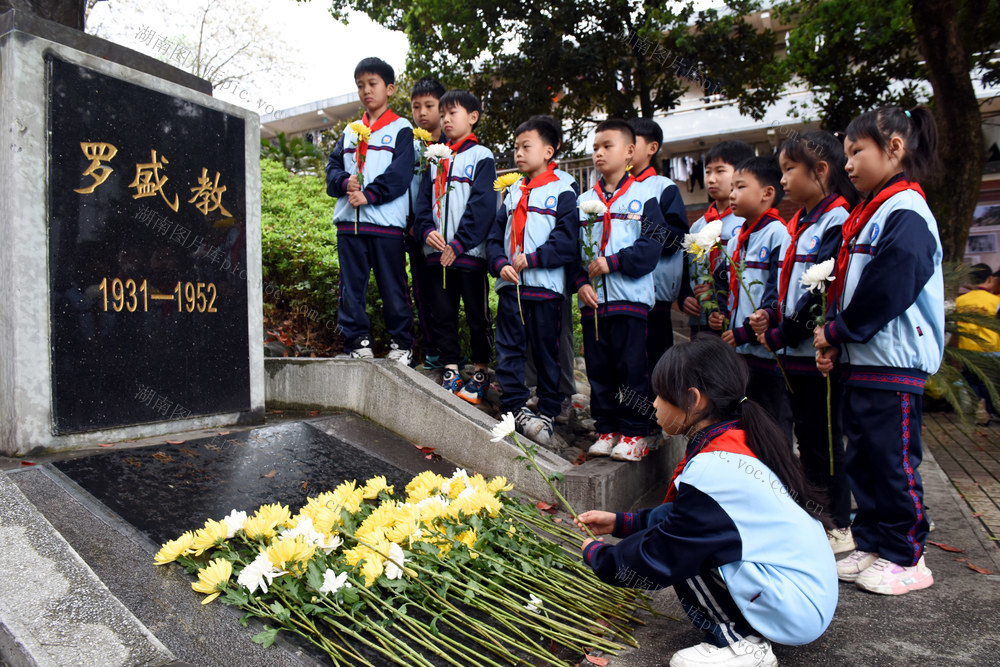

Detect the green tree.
xmin=307 ymin=0 xmax=784 ymax=162
xmin=759 ymin=0 xmax=998 ymax=261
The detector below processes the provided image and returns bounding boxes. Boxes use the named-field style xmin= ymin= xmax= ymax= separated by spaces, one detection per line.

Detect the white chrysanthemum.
xmin=424 ymin=144 xmax=451 ymax=162
xmin=524 ymin=593 xmax=544 ymax=612
xmin=490 ymin=413 xmax=516 ymax=442
xmin=683 ymin=220 xmax=723 ymax=257
xmin=282 ymin=516 xmax=324 ymax=546
xmin=237 ymin=551 xmax=287 ymax=595
xmin=319 ymin=533 xmax=343 ymax=555
xmin=384 ymin=543 xmax=406 ymax=581
xmin=800 ymin=257 xmax=836 ymax=293
xmin=318 ymin=569 xmax=352 ymax=596
xmin=416 ymin=496 xmax=449 ymax=511
xmin=222 ymin=510 xmax=247 ymax=539
xmin=579 ymin=200 xmax=607 ymax=217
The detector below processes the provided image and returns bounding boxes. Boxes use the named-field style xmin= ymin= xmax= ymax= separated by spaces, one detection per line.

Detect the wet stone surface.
xmin=53 ymin=420 xmax=420 ymax=544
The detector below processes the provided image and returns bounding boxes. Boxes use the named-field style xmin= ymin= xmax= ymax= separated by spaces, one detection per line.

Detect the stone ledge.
xmin=0 ymin=473 xmax=174 ymax=667
xmin=264 ymin=358 xmax=684 ymax=511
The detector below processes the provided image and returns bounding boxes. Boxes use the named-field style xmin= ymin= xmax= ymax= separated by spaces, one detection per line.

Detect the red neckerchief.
xmin=776 ymin=194 xmax=849 ymax=319
xmin=357 ymin=109 xmax=400 ymax=168
xmin=663 ymin=421 xmax=755 ymax=503
xmin=633 ymin=165 xmax=657 ymax=182
xmin=591 ymin=174 xmax=636 ymax=255
xmin=511 ymin=162 xmax=559 ymax=257
xmin=434 ymin=133 xmax=478 ymax=226
xmin=829 ymin=177 xmax=925 ymax=307
xmin=705 ymin=201 xmax=733 ymax=269
xmin=728 ymin=208 xmax=781 ymax=301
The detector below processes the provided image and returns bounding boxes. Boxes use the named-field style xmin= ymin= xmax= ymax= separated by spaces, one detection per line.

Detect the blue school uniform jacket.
xmin=823 ymin=175 xmax=944 ymax=393
xmin=413 ymin=137 xmax=497 ymax=269
xmin=721 ymin=210 xmax=790 ymax=362
xmin=486 ymin=166 xmax=579 ymax=300
xmin=583 ymin=420 xmax=838 ymax=646
xmin=407 ymin=135 xmax=445 ymax=230
xmin=573 ymin=175 xmax=668 ymax=317
xmin=325 ymin=112 xmax=415 ymax=235
xmin=682 ymin=204 xmax=745 ymax=325
xmin=762 ymin=195 xmax=849 ymax=373
xmin=632 ymin=166 xmax=689 ymax=304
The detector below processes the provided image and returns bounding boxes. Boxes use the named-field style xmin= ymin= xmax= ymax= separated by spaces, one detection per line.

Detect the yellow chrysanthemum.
xmin=243 ymin=513 xmax=277 ymax=541
xmin=362 ymin=476 xmax=394 ymax=500
xmin=266 ymin=536 xmax=315 ymax=576
xmin=154 ymin=531 xmax=195 ymax=565
xmin=413 ymin=127 xmax=433 ymax=143
xmin=349 ymin=121 xmax=371 ymax=143
xmin=493 ymin=172 xmax=523 ymax=192
xmin=254 ymin=503 xmax=291 ymax=528
xmin=487 ymin=476 xmax=514 ymax=494
xmin=446 ymin=476 xmax=467 ymax=499
xmin=309 ymin=504 xmax=340 ymax=534
xmin=329 ymin=481 xmax=364 ymax=515
xmin=385 ymin=514 xmax=422 ymax=544
xmin=405 ymin=471 xmax=446 ymax=498
xmin=359 ymin=557 xmax=384 ymax=587
xmin=455 ymin=528 xmax=478 ymax=558
xmin=687 ymin=242 xmax=708 ymax=262
xmin=191 ymin=557 xmax=232 ymax=604
xmin=190 ymin=518 xmax=229 ymax=556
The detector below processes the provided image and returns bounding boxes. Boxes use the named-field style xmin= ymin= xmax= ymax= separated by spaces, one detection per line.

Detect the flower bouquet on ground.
xmin=156 ymin=467 xmax=653 ymax=666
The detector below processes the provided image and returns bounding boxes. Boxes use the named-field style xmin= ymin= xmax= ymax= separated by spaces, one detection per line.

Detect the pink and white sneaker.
xmin=836 ymin=550 xmax=879 ymax=582
xmin=588 ymin=432 xmax=620 ymax=457
xmin=611 ymin=435 xmax=650 ymax=462
xmin=855 ymin=556 xmax=933 ymax=595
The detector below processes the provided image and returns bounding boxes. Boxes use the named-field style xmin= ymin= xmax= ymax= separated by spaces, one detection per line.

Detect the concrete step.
xmin=0 ymin=472 xmax=174 ymax=667
xmin=5 ymin=466 xmax=323 ymax=667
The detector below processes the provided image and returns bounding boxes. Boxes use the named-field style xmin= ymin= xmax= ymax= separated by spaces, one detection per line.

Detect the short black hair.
xmin=354 ymin=57 xmax=395 ymax=86
xmin=528 ymin=114 xmax=563 ymax=150
xmin=628 ymin=117 xmax=663 ymax=147
xmin=734 ymin=156 xmax=784 ymax=205
xmin=706 ymin=140 xmax=754 ymax=169
xmin=438 ymin=90 xmax=482 ymax=127
xmin=515 ymin=117 xmax=561 ymax=158
xmin=410 ymin=76 xmax=445 ymax=101
xmin=970 ymin=263 xmax=993 ymax=283
xmin=594 ymin=118 xmax=635 ymax=144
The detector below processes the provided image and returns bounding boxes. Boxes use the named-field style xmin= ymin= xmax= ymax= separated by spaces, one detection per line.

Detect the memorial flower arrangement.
xmin=348 ymin=121 xmax=372 ymax=234
xmin=680 ymin=222 xmax=793 ymax=392
xmin=801 ymin=257 xmax=837 ymax=474
xmin=426 ymin=143 xmax=455 ymax=288
xmin=579 ymin=200 xmax=608 ymax=341
xmin=156 ymin=468 xmax=651 ymax=666
xmin=494 ymin=172 xmax=526 ymax=324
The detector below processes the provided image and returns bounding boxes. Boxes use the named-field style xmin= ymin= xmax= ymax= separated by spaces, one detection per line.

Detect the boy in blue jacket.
xmin=487 ymin=117 xmax=579 ymax=444
xmin=325 ymin=57 xmax=415 ymax=363
xmin=414 ymin=90 xmax=497 ymax=403
xmin=576 ymin=119 xmax=667 ymax=462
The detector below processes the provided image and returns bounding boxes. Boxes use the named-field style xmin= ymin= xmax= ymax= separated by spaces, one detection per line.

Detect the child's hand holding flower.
xmin=587 ymin=257 xmax=610 ymax=277
xmin=578 ymin=283 xmax=599 ymax=309
xmin=721 ymin=330 xmax=736 ymax=346
xmin=749 ymin=309 xmax=770 ymax=334
xmin=513 ymin=253 xmax=529 ymax=272
xmin=347 ymin=191 xmax=367 ymax=207
xmin=575 ymin=510 xmax=615 ymax=536
xmin=441 ymin=245 xmax=457 ymax=267
xmin=708 ymin=311 xmax=725 ymax=330
xmin=347 ymin=174 xmax=361 ymax=193
xmin=500 ymin=265 xmax=519 ymax=284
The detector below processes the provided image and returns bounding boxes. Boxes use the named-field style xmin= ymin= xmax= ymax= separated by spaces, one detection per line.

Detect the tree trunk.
xmin=910 ymin=0 xmax=985 ymax=262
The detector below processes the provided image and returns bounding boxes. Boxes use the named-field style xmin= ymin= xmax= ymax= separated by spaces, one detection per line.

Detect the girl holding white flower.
xmin=813 ymin=107 xmax=944 ymax=596
xmin=746 ymin=131 xmax=859 ymax=554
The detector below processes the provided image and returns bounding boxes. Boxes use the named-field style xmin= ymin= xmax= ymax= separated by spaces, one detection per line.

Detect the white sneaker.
xmin=611 ymin=435 xmax=650 ymax=461
xmin=855 ymin=556 xmax=934 ymax=595
xmin=386 ymin=341 xmax=412 ymax=366
xmin=837 ymin=549 xmax=879 ymax=582
xmin=350 ymin=337 xmax=374 ymax=359
xmin=514 ymin=407 xmax=545 ymax=439
xmin=827 ymin=527 xmax=856 ymax=554
xmin=588 ymin=432 xmax=620 ymax=456
xmin=669 ymin=635 xmax=777 ymax=666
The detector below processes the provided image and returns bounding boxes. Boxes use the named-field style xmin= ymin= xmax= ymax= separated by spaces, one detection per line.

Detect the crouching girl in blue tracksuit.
xmin=576 ymin=335 xmax=838 ymax=667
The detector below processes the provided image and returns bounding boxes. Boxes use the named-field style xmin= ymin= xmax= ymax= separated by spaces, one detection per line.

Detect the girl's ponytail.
xmin=845 ymin=105 xmax=941 ymax=185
